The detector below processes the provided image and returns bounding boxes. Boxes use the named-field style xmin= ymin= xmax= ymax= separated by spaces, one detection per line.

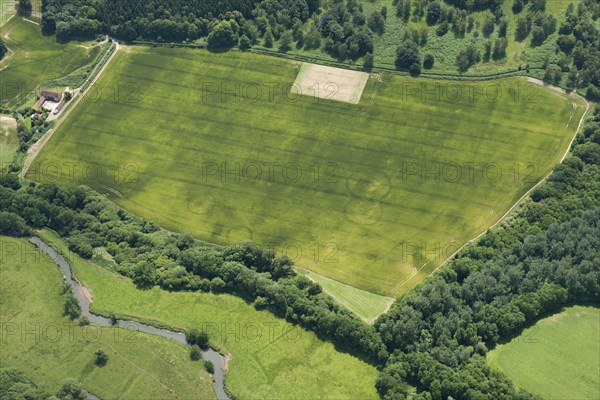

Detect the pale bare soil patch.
xmin=292 ymin=63 xmax=368 ymax=104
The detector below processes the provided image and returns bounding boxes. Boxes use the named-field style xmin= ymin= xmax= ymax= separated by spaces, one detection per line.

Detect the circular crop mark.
xmin=225 ymin=225 xmax=254 ymax=241
xmin=346 ymin=170 xmax=392 ymax=200
xmin=344 ymin=199 xmax=383 ymax=225
xmin=187 ymin=195 xmax=216 ymax=215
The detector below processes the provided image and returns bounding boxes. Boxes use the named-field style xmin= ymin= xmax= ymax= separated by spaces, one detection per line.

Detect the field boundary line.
xmin=20 ymin=39 xmax=121 ymax=178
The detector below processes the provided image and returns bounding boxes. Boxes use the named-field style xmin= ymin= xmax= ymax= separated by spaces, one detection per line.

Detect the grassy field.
xmin=29 ymin=46 xmax=586 ymax=296
xmin=38 ymin=230 xmax=380 ymax=400
xmin=0 ymin=0 xmax=15 ymax=26
xmin=0 ymin=115 xmax=17 ymax=166
xmin=300 ymin=269 xmax=394 ymax=323
xmin=488 ymin=306 xmax=600 ymax=400
xmin=0 ymin=17 xmax=99 ymax=108
xmin=0 ymin=236 xmax=216 ymax=399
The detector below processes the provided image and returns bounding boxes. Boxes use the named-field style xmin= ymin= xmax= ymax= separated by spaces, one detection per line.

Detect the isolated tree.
xmin=204 ymin=360 xmax=215 ymax=374
xmin=63 ymin=295 xmax=81 ymax=320
xmin=190 ymin=345 xmax=202 ymax=361
xmin=64 ymin=91 xmax=72 ymax=101
xmin=94 ymin=350 xmax=108 ymax=366
xmin=423 ymin=54 xmax=434 ymax=69
xmin=395 ymin=39 xmax=420 ymax=69
xmin=186 ymin=329 xmax=209 ymax=348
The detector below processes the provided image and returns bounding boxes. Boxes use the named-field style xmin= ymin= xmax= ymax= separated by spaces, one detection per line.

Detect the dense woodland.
xmin=38 ymin=0 xmax=600 ymax=97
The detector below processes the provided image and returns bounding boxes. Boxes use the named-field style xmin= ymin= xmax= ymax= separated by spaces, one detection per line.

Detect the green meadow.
xmin=0 ymin=236 xmax=215 ymax=399
xmin=0 ymin=17 xmax=99 ymax=108
xmin=29 ymin=46 xmax=586 ymax=295
xmin=488 ymin=305 xmax=600 ymax=400
xmin=37 ymin=229 xmax=380 ymax=400
xmin=0 ymin=115 xmax=17 ymax=166
xmin=0 ymin=0 xmax=15 ymax=26
xmin=300 ymin=269 xmax=394 ymax=323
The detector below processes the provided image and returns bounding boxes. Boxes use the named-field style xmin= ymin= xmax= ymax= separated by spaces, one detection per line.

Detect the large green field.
xmin=488 ymin=306 xmax=600 ymax=400
xmin=0 ymin=17 xmax=99 ymax=108
xmin=0 ymin=236 xmax=216 ymax=399
xmin=29 ymin=46 xmax=586 ymax=295
xmin=37 ymin=229 xmax=380 ymax=400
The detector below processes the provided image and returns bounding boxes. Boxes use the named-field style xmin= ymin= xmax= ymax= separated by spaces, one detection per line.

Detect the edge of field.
xmin=393 ymin=85 xmax=591 ymax=296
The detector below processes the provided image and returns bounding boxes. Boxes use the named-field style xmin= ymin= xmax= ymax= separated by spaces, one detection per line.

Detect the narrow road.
xmin=21 ymin=39 xmax=121 ymax=178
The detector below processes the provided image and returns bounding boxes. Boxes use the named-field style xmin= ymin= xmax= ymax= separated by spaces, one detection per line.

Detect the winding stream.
xmin=29 ymin=237 xmax=231 ymax=400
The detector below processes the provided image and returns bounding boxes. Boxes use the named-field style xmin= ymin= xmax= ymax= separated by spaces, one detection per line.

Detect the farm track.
xmin=21 ymin=39 xmax=120 ymax=178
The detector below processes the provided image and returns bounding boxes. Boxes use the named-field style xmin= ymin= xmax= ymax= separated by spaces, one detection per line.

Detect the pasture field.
xmin=0 ymin=236 xmax=215 ymax=400
xmin=488 ymin=306 xmax=600 ymax=400
xmin=300 ymin=269 xmax=394 ymax=323
xmin=29 ymin=46 xmax=586 ymax=296
xmin=38 ymin=230 xmax=380 ymax=400
xmin=0 ymin=0 xmax=15 ymax=26
xmin=0 ymin=17 xmax=99 ymax=108
xmin=0 ymin=115 xmax=17 ymax=165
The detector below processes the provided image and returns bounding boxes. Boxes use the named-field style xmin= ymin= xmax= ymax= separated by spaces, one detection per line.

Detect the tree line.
xmin=41 ymin=0 xmax=375 ymax=61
